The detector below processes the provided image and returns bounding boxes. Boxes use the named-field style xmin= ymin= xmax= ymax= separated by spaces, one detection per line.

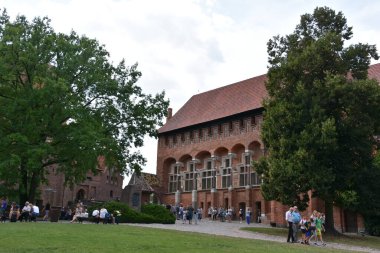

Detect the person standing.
xmin=43 ymin=203 xmax=51 ymax=221
xmin=239 ymin=208 xmax=243 ymax=223
xmin=246 ymin=208 xmax=252 ymax=225
xmin=187 ymin=205 xmax=194 ymax=224
xmin=291 ymin=206 xmax=301 ymax=243
xmin=285 ymin=207 xmax=294 ymax=243
xmin=0 ymin=197 xmax=7 ymax=222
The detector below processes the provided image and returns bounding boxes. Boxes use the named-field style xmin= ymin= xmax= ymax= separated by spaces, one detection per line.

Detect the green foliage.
xmin=0 ymin=9 xmax=169 ymax=203
xmin=141 ymin=203 xmax=176 ymax=224
xmin=87 ymin=201 xmax=175 ymax=224
xmin=260 ymin=6 xmax=380 ymax=230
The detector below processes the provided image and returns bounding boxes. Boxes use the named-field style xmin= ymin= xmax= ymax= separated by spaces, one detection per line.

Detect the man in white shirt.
xmin=99 ymin=207 xmax=108 ymax=224
xmin=20 ymin=201 xmax=31 ymax=222
xmin=92 ymin=209 xmax=100 ymax=224
xmin=285 ymin=207 xmax=294 ymax=243
xmin=31 ymin=204 xmax=40 ymax=222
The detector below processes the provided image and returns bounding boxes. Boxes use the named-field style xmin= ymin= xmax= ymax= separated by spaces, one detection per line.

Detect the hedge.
xmin=87 ymin=201 xmax=175 ymax=224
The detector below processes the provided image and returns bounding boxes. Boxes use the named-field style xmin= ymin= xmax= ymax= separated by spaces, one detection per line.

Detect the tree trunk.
xmin=325 ymin=199 xmax=338 ymax=234
xmin=19 ymin=159 xmax=28 ymax=205
xmin=28 ymin=172 xmax=40 ymax=203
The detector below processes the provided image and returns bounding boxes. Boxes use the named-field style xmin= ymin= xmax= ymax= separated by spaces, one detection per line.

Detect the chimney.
xmin=166 ymin=108 xmax=173 ymax=122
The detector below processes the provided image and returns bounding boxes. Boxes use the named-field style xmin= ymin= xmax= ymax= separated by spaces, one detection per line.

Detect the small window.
xmin=229 ymin=122 xmax=233 ymax=132
xmin=251 ymin=116 xmax=256 ymax=126
xmin=208 ymin=127 xmax=212 ymax=137
xmin=181 ymin=133 xmax=185 ymax=142
xmin=240 ymin=119 xmax=244 ymax=129
xmin=218 ymin=124 xmax=223 ymax=134
xmin=190 ymin=131 xmax=194 ymax=140
xmin=110 ymin=190 xmax=113 ymax=198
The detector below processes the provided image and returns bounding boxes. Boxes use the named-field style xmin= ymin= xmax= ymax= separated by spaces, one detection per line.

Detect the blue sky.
xmin=1 ymin=0 xmax=379 ymax=185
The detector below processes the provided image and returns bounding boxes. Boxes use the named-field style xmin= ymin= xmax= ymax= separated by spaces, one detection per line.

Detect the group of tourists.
xmin=172 ymin=204 xmax=202 ymax=224
xmin=91 ymin=207 xmax=120 ymax=224
xmin=286 ymin=206 xmax=326 ymax=246
xmin=0 ymin=197 xmax=50 ymax=222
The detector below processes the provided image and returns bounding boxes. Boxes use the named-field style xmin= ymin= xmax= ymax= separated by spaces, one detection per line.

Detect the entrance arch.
xmin=76 ymin=189 xmax=85 ymax=201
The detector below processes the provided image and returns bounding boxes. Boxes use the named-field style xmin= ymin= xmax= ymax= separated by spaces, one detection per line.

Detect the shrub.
xmin=87 ymin=201 xmax=174 ymax=224
xmin=141 ymin=204 xmax=176 ymax=224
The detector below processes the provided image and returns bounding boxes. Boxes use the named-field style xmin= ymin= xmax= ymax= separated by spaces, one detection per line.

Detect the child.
xmin=299 ymin=215 xmax=308 ymax=244
xmin=308 ymin=216 xmax=317 ymax=245
xmin=315 ymin=212 xmax=326 ymax=246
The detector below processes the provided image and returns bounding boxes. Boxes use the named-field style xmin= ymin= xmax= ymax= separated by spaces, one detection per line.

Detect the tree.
xmin=0 ymin=10 xmax=169 ymax=204
xmin=256 ymin=6 xmax=380 ymax=232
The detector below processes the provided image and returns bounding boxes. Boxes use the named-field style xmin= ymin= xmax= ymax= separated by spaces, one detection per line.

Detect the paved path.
xmin=127 ymin=220 xmax=379 ymax=253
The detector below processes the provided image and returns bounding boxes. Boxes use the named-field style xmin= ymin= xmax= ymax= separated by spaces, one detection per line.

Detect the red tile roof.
xmin=159 ymin=63 xmax=380 ymax=133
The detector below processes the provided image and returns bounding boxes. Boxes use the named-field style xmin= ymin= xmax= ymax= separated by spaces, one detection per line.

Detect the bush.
xmin=365 ymin=214 xmax=380 ymax=236
xmin=87 ymin=201 xmax=174 ymax=224
xmin=141 ymin=204 xmax=175 ymax=224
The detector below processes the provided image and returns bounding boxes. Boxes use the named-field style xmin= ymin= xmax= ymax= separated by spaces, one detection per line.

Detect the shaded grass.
xmin=0 ymin=222 xmax=352 ymax=253
xmin=241 ymin=227 xmax=380 ymax=250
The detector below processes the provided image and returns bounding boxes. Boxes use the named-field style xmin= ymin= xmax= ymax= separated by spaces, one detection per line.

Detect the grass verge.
xmin=0 ymin=222 xmax=352 ymax=253
xmin=241 ymin=226 xmax=380 ymax=250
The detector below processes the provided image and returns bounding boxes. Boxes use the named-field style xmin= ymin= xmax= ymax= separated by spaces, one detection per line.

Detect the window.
xmin=199 ymin=129 xmax=203 ymax=139
xmin=173 ymin=135 xmax=177 ymax=144
xmin=251 ymin=116 xmax=256 ymax=126
xmin=251 ymin=171 xmax=261 ymax=185
xmin=206 ymin=160 xmax=212 ymax=170
xmin=239 ymin=165 xmax=249 ymax=186
xmin=181 ymin=133 xmax=185 ymax=142
xmin=201 ymin=170 xmax=213 ymax=190
xmin=168 ymin=165 xmax=181 ymax=192
xmin=208 ymin=127 xmax=212 ymax=137
xmin=221 ymin=167 xmax=231 ymax=188
xmin=221 ymin=157 xmax=232 ymax=188
xmin=169 ymin=175 xmax=181 ymax=192
xmin=229 ymin=121 xmax=233 ymax=132
xmin=184 ymin=163 xmax=197 ymax=191
xmin=190 ymin=131 xmax=194 ymax=140
xmin=244 ymin=153 xmax=251 ymax=165
xmin=240 ymin=119 xmax=244 ymax=129
xmin=218 ymin=124 xmax=223 ymax=134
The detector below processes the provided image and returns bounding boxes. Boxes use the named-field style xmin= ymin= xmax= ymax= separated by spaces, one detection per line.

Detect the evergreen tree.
xmin=256 ymin=7 xmax=380 ymax=231
xmin=0 ymin=10 xmax=169 ymax=203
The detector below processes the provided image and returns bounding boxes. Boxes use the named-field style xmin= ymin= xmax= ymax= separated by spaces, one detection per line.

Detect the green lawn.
xmin=0 ymin=222 xmax=351 ymax=253
xmin=241 ymin=227 xmax=380 ymax=250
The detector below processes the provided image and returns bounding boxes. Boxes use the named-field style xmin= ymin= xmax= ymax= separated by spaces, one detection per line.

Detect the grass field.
xmin=241 ymin=227 xmax=380 ymax=250
xmin=0 ymin=222 xmax=353 ymax=253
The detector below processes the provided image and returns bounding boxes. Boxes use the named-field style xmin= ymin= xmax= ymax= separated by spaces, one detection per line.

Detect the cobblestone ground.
xmin=127 ymin=219 xmax=380 ymax=253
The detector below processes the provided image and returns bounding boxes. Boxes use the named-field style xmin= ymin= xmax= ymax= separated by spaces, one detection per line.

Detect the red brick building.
xmin=156 ymin=63 xmax=380 ymax=232
xmin=38 ymin=156 xmax=123 ymax=208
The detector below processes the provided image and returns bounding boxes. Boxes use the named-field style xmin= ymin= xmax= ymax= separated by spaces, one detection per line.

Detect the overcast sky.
xmin=1 ymin=0 xmax=379 ymax=186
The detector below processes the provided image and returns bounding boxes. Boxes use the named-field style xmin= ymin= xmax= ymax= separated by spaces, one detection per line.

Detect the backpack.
xmin=105 ymin=212 xmax=110 ymax=219
xmin=292 ymin=212 xmax=301 ymax=223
